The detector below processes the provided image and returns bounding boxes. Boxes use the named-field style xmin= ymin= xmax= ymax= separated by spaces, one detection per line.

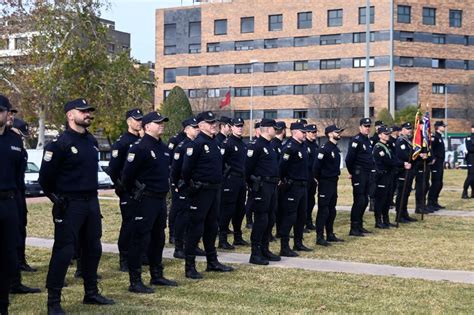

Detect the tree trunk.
xmin=36 ymin=104 xmax=46 ymax=150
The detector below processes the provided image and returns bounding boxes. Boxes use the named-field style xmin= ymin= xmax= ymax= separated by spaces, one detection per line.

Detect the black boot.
xmin=128 ymin=269 xmax=154 ymax=294
xmin=262 ymin=244 xmax=281 ymax=262
xmin=0 ymin=303 xmax=8 ymax=315
xmin=294 ymin=239 xmax=313 ymax=252
xmin=415 ymin=207 xmax=430 ymax=214
xmin=433 ymin=202 xmax=445 ymax=209
xmin=382 ymin=214 xmax=397 ymax=228
xmin=249 ymin=244 xmax=269 ymax=265
xmin=280 ymin=239 xmax=298 ymax=257
xmin=374 ymin=215 xmax=386 ymax=229
xmin=233 ymin=233 xmax=249 ymax=246
xmin=360 ymin=221 xmax=372 ymax=233
xmin=194 ymin=246 xmax=206 ymax=256
xmin=119 ymin=251 xmax=129 ymax=272
xmin=369 ymin=198 xmax=375 ymax=212
xmin=10 ymin=272 xmax=41 ymax=294
xmin=47 ymin=288 xmax=65 ymax=315
xmin=316 ymin=234 xmax=331 ymax=246
xmin=462 ymin=190 xmax=468 ymax=199
xmin=74 ymin=258 xmax=82 ymax=278
xmin=150 ymin=265 xmax=178 ymax=287
xmin=349 ymin=222 xmax=364 ymax=237
xmin=206 ymin=253 xmax=234 ymax=272
xmin=218 ymin=233 xmax=235 ymax=250
xmin=185 ymin=255 xmax=203 ymax=279
xmin=326 ymin=233 xmax=344 ymax=242
xmin=83 ymin=288 xmax=115 ymax=305
xmin=20 ymin=260 xmax=37 ymax=273
xmin=306 ymin=222 xmax=317 ymax=230
xmin=173 ymin=240 xmax=185 ymax=259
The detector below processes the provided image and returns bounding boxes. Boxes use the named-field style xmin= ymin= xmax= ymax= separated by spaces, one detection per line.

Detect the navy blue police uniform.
xmin=181 ymin=111 xmax=234 ymax=279
xmin=312 ymin=125 xmax=344 ymax=245
xmin=215 ymin=116 xmax=231 ymax=146
xmin=218 ymin=118 xmax=248 ymax=249
xmin=39 ymin=99 xmax=114 ymax=313
xmin=278 ymin=123 xmax=310 ymax=255
xmin=245 ymin=119 xmax=280 ymax=265
xmin=244 ymin=121 xmax=261 ymax=228
xmin=108 ymin=108 xmax=143 ymax=272
xmin=345 ymin=118 xmax=376 ymax=236
xmin=463 ymin=127 xmax=474 ymax=198
xmin=304 ymin=124 xmax=319 ymax=230
xmin=413 ymin=147 xmax=433 ymax=214
xmin=271 ymin=121 xmax=286 ymax=237
xmin=427 ymin=121 xmax=446 ymax=209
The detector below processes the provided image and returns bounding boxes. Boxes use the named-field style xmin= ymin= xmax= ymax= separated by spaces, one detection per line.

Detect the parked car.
xmin=98 ymin=161 xmax=113 ymax=189
xmin=25 ymin=162 xmax=43 ymax=197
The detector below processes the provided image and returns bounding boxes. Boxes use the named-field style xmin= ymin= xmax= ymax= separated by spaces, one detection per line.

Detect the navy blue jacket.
xmin=108 ymin=132 xmax=140 ymax=184
xmin=373 ymin=142 xmax=404 ymax=172
xmin=395 ymin=136 xmax=413 ymax=163
xmin=345 ymin=133 xmax=375 ymax=174
xmin=306 ymin=139 xmax=319 ymax=181
xmin=431 ymin=131 xmax=445 ymax=162
xmin=222 ymin=134 xmax=247 ymax=175
xmin=215 ymin=132 xmax=227 ymax=146
xmin=170 ymin=136 xmax=192 ymax=186
xmin=313 ymin=140 xmax=341 ymax=180
xmin=279 ymin=137 xmax=309 ymax=181
xmin=245 ymin=136 xmax=279 ymax=183
xmin=167 ymin=132 xmax=186 ymax=153
xmin=0 ymin=129 xmax=24 ymax=191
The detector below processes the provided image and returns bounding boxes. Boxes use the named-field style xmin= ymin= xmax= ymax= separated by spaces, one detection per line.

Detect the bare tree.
xmin=188 ymin=78 xmax=232 ymax=117
xmin=461 ymin=75 xmax=474 ymax=122
xmin=306 ymin=75 xmax=365 ymax=130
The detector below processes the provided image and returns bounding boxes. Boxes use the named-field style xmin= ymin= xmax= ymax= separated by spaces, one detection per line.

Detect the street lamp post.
xmin=250 ymin=59 xmax=258 ymax=140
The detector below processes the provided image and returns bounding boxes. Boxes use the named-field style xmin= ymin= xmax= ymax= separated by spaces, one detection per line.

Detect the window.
xmin=207 ymin=42 xmax=220 ymax=52
xmin=264 ymin=39 xmax=278 ymax=49
xmin=352 ymin=82 xmax=375 ymax=93
xmin=464 ymin=60 xmax=470 ymax=70
xmin=207 ymin=65 xmax=220 ymax=75
xmin=399 ymin=57 xmax=414 ymax=67
xmin=320 ymin=84 xmax=339 ymax=94
xmin=293 ymin=110 xmax=308 ymax=119
xmin=188 ymin=44 xmax=201 ymax=54
xmin=432 ymin=84 xmax=445 ymax=94
xmin=320 ymin=59 xmax=341 ymax=70
xmin=320 ymin=34 xmax=341 ymax=45
xmin=107 ymin=43 xmax=115 ymax=53
xmin=465 ymin=36 xmax=470 ymax=46
xmin=263 ymin=110 xmax=277 ymax=119
xmin=294 ymin=60 xmax=308 ymax=71
xmin=353 ymin=32 xmax=375 ymax=43
xmin=359 ymin=6 xmax=374 ymax=24
xmin=235 ymin=110 xmax=250 ymax=120
xmin=264 ymin=62 xmax=278 ymax=72
xmin=214 ymin=19 xmax=227 ymax=35
xmin=353 ymin=57 xmax=375 ymax=68
xmin=370 ymin=107 xmax=375 ymax=118
xmin=164 ymin=23 xmax=176 ymax=40
xmin=432 ymin=58 xmax=446 ymax=69
xmin=397 ymin=5 xmax=411 ymax=23
xmin=432 ymin=108 xmax=444 ymax=119
xmin=328 ymin=9 xmax=343 ymax=27
xmin=298 ymin=11 xmax=312 ymax=29
xmin=235 ymin=87 xmax=251 ymax=97
xmin=188 ymin=66 xmax=201 ymax=76
xmin=189 ymin=22 xmax=201 ymax=37
xmin=164 ymin=68 xmax=176 ymax=83
xmin=423 ymin=7 xmax=436 ymax=25
xmin=432 ymin=34 xmax=446 ymax=44
xmin=164 ymin=90 xmax=171 ymax=100
xmin=264 ymin=86 xmax=278 ymax=96
xmin=235 ymin=64 xmax=252 ymax=74
xmin=14 ymin=37 xmax=28 ymax=50
xmin=294 ymin=85 xmax=309 ymax=95
xmin=269 ymin=14 xmax=283 ymax=31
xmin=164 ymin=45 xmax=176 ymax=55
xmin=207 ymin=88 xmax=220 ymax=98
xmin=235 ymin=40 xmax=254 ymax=51
xmin=400 ymin=31 xmax=414 ymax=42
xmin=294 ymin=36 xmax=309 ymax=47
xmin=189 ymin=89 xmax=204 ymax=99
xmin=450 ymin=10 xmax=462 ymax=28
xmin=241 ymin=17 xmax=254 ymax=33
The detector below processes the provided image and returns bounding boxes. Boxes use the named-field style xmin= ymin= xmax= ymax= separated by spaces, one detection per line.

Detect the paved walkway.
xmin=26 ymin=237 xmax=474 ymax=285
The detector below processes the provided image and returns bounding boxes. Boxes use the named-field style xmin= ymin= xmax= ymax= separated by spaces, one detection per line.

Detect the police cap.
xmin=64 ymin=98 xmax=95 ymax=113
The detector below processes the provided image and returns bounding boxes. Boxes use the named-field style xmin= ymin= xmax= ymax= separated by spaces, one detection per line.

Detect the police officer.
xmin=370 ymin=120 xmax=385 ymax=146
xmin=373 ymin=127 xmax=411 ymax=228
xmin=246 ymin=119 xmax=281 ymax=265
xmin=121 ymin=111 xmax=177 ymax=293
xmin=181 ymin=111 xmax=233 ymax=279
xmin=394 ymin=122 xmax=418 ymax=223
xmin=388 ymin=125 xmax=401 ymax=207
xmin=413 ymin=143 xmax=433 ymax=215
xmin=462 ymin=125 xmax=474 ymax=199
xmin=39 ymin=98 xmax=114 ymax=314
xmin=245 ymin=120 xmax=261 ymax=229
xmin=271 ymin=121 xmax=286 ymax=237
xmin=304 ymin=124 xmax=318 ymax=231
xmin=216 ymin=116 xmax=232 ymax=145
xmin=279 ymin=122 xmax=311 ymax=255
xmin=427 ymin=121 xmax=446 ymax=210
xmin=345 ymin=118 xmax=376 ymax=236
xmin=313 ymin=125 xmax=345 ymax=246
xmin=170 ymin=117 xmax=200 ymax=259
xmin=219 ymin=118 xmax=248 ymax=249
xmin=108 ymin=108 xmax=143 ymax=272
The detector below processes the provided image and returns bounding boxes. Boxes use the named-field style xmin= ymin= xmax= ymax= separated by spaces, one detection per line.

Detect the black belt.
xmin=290 ymin=180 xmax=307 ymax=187
xmin=143 ymin=190 xmax=167 ymax=198
xmin=62 ymin=192 xmax=97 ymax=200
xmin=262 ymin=177 xmax=279 ymax=184
xmin=0 ymin=190 xmax=16 ymax=200
xmin=228 ymin=171 xmax=244 ymax=178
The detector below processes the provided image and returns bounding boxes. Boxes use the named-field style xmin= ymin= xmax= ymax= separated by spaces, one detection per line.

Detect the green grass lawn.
xmin=10 ymin=248 xmax=474 ymax=314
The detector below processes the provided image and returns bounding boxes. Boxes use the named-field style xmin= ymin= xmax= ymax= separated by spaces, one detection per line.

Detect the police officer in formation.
xmin=313 ymin=125 xmax=344 ymax=246
xmin=413 ymin=139 xmax=433 ymax=215
xmin=216 ymin=116 xmax=232 ymax=145
xmin=219 ymin=118 xmax=249 ymax=249
xmin=245 ymin=119 xmax=281 ymax=265
xmin=372 ymin=127 xmax=411 ymax=228
xmin=462 ymin=124 xmax=474 ymax=198
xmin=271 ymin=121 xmax=286 ymax=237
xmin=170 ymin=117 xmax=200 ymax=259
xmin=108 ymin=108 xmax=143 ymax=272
xmin=121 ymin=111 xmax=177 ymax=293
xmin=427 ymin=121 xmax=446 ymax=210
xmin=345 ymin=118 xmax=376 ymax=236
xmin=304 ymin=124 xmax=318 ymax=231
xmin=39 ymin=98 xmax=114 ymax=314
xmin=244 ymin=121 xmax=262 ymax=229
xmin=181 ymin=111 xmax=233 ymax=279
xmin=279 ymin=122 xmax=311 ymax=255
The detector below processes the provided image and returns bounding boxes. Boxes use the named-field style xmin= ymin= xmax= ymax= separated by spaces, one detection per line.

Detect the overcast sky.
xmin=102 ymin=0 xmax=197 ymax=63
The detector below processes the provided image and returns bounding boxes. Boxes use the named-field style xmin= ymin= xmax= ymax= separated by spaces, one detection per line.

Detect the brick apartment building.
xmin=155 ymin=0 xmax=473 ymax=137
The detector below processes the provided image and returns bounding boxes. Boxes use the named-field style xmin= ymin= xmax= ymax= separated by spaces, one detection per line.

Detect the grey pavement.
xmin=26 ymin=237 xmax=474 ymax=285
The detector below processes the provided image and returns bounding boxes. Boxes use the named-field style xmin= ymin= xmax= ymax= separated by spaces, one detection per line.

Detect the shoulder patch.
xmin=283 ymin=153 xmax=290 ymax=160
xmin=186 ymin=147 xmax=194 ymax=156
xmin=379 ymin=151 xmax=385 ymax=157
xmin=168 ymin=143 xmax=174 ymax=150
xmin=112 ymin=150 xmax=118 ymax=158
xmin=352 ymin=142 xmax=358 ymax=148
xmin=247 ymin=149 xmax=254 ymax=157
xmin=401 ymin=144 xmax=406 ymax=150
xmin=43 ymin=151 xmax=53 ymax=162
xmin=221 ymin=148 xmax=225 ymax=155
xmin=71 ymin=146 xmax=78 ymax=154
xmin=174 ymin=152 xmax=180 ymax=160
xmin=127 ymin=153 xmax=135 ymax=162
xmin=318 ymin=153 xmax=324 ymax=160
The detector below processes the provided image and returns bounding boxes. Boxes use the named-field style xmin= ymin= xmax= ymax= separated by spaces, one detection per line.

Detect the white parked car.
xmin=25 ymin=162 xmax=43 ymax=196
xmin=98 ymin=161 xmax=114 ymax=189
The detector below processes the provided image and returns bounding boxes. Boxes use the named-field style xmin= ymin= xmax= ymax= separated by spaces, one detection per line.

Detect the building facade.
xmin=155 ymin=0 xmax=473 ymax=135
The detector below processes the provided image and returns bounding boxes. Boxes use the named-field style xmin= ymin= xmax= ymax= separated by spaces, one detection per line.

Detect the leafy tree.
xmin=395 ymin=105 xmax=419 ymax=127
xmin=160 ymin=86 xmax=193 ymax=143
xmin=376 ymin=108 xmax=395 ymax=127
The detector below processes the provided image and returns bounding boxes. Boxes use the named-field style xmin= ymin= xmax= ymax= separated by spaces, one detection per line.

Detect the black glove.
xmin=48 ymin=193 xmax=68 ymax=220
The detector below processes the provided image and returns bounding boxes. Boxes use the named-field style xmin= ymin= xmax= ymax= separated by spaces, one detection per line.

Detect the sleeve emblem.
xmin=186 ymin=148 xmax=194 ymax=156
xmin=127 ymin=153 xmax=135 ymax=162
xmin=43 ymin=151 xmax=53 ymax=162
xmin=112 ymin=150 xmax=118 ymax=158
